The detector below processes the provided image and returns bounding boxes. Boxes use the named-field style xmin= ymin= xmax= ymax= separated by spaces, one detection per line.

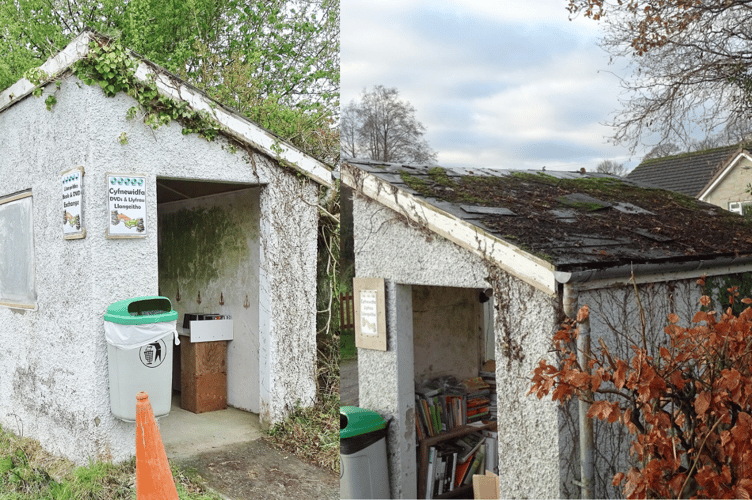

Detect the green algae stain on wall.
xmin=158 ymin=204 xmax=255 ymax=288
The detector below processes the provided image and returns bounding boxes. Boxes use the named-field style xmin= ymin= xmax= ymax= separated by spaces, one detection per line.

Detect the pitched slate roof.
xmin=626 ymin=145 xmax=741 ymax=197
xmin=345 ymin=159 xmax=752 ymax=273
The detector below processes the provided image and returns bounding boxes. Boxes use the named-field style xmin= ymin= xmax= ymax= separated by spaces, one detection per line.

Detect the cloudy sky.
xmin=341 ymin=0 xmax=640 ymax=172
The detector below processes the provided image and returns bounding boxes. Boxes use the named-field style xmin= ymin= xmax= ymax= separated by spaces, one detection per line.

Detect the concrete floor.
xmin=159 ymin=394 xmax=263 ymax=461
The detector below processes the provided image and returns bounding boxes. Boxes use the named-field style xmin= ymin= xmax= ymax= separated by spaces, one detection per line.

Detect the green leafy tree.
xmin=0 ymin=0 xmax=339 ymax=163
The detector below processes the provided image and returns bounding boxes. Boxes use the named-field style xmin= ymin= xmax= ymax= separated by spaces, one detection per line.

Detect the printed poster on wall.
xmin=359 ymin=290 xmax=379 ymax=336
xmin=107 ymin=173 xmax=147 ymax=238
xmin=353 ymin=277 xmax=387 ymax=351
xmin=62 ymin=167 xmax=85 ymax=239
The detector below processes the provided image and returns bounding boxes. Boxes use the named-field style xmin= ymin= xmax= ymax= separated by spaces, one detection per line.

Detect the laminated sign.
xmin=107 ymin=173 xmax=146 ymax=238
xmin=62 ymin=167 xmax=85 ymax=239
xmin=353 ymin=277 xmax=387 ymax=351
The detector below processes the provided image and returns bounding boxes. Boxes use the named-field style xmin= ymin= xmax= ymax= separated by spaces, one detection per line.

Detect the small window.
xmin=0 ymin=191 xmax=35 ymax=308
xmin=728 ymin=201 xmax=752 ymax=215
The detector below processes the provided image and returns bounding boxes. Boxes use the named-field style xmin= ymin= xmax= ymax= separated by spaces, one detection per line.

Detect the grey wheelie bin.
xmin=340 ymin=406 xmax=390 ymax=499
xmin=104 ymin=296 xmax=179 ymax=421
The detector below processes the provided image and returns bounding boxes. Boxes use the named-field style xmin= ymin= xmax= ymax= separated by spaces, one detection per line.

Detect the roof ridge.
xmin=0 ymin=29 xmax=333 ymax=187
xmin=638 ymin=143 xmax=740 ymax=166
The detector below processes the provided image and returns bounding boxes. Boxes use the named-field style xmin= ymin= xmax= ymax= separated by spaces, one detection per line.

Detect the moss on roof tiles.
xmin=370 ymin=164 xmax=752 ymax=270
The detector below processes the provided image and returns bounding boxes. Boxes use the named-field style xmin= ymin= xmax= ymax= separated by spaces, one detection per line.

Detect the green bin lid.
xmin=340 ymin=406 xmax=387 ymax=439
xmin=104 ymin=296 xmax=178 ymax=325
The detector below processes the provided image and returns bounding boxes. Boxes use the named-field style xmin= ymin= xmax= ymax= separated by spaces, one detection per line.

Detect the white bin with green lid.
xmin=104 ymin=296 xmax=179 ymax=421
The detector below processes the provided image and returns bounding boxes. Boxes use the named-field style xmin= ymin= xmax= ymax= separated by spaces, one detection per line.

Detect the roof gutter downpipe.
xmin=562 ymin=283 xmax=594 ymax=500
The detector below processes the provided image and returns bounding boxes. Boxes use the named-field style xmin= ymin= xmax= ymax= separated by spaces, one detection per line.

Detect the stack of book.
xmin=479 ymin=361 xmax=497 ymax=422
xmin=462 ymin=377 xmax=491 ymax=423
xmin=415 ymin=378 xmax=468 ymax=439
xmin=424 ymin=433 xmax=487 ymax=498
xmin=415 ymin=374 xmax=498 ymax=441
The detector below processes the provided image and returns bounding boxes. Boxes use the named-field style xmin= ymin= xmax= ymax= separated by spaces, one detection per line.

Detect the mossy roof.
xmin=347 ymin=160 xmax=752 ymax=272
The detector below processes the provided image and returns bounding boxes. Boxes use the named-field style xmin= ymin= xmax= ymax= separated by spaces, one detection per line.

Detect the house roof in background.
xmin=345 ymin=159 xmax=752 ymax=273
xmin=699 ymin=151 xmax=752 ymax=201
xmin=626 ymin=145 xmax=742 ymax=197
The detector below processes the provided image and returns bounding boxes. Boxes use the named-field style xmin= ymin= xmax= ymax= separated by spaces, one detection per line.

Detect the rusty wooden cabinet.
xmin=178 ymin=318 xmax=233 ymax=413
xmin=180 ymin=339 xmax=228 ymax=413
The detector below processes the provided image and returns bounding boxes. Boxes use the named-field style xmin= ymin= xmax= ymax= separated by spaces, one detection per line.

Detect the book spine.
xmin=436 ymin=454 xmax=445 ymax=496
xmin=422 ymin=399 xmax=434 ymax=436
xmin=426 ymin=446 xmax=436 ymax=499
xmin=463 ymin=448 xmax=485 ymax=485
xmin=449 ymin=451 xmax=457 ymax=491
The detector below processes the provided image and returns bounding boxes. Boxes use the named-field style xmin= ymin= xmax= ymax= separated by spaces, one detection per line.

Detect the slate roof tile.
xmin=626 ymin=145 xmax=742 ymax=197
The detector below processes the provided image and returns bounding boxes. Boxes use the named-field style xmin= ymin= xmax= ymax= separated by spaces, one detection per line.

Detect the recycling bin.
xmin=340 ymin=406 xmax=390 ymax=499
xmin=104 ymin=296 xmax=179 ymax=421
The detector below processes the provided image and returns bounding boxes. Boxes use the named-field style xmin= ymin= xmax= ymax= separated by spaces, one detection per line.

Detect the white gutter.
xmin=134 ymin=63 xmax=333 ymax=188
xmin=342 ymin=164 xmax=558 ymax=295
xmin=0 ymin=31 xmax=333 ymax=188
xmin=555 ymin=256 xmax=752 ymax=290
xmin=0 ymin=31 xmax=93 ymax=113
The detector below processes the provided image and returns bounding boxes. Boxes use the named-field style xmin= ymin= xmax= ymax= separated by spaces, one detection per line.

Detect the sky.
xmin=341 ymin=0 xmax=640 ymax=172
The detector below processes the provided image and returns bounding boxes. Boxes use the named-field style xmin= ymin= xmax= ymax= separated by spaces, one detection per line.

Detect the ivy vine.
xmin=70 ymin=39 xmax=222 ymax=141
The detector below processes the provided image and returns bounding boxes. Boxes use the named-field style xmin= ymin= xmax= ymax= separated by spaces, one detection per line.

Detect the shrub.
xmin=530 ymin=281 xmax=752 ymax=498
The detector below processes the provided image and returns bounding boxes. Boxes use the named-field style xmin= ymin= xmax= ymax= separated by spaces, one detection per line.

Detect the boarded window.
xmin=0 ymin=192 xmax=35 ymax=308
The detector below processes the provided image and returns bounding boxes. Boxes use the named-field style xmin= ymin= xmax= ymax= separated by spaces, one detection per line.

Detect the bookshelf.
xmin=417 ymin=422 xmax=497 ymax=499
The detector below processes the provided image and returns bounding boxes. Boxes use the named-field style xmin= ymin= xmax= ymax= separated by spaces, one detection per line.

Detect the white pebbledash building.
xmin=0 ymin=31 xmax=332 ymax=463
xmin=343 ymin=159 xmax=752 ymax=498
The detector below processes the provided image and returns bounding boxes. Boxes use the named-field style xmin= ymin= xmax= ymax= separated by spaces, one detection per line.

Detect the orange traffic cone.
xmin=135 ymin=391 xmax=179 ymax=500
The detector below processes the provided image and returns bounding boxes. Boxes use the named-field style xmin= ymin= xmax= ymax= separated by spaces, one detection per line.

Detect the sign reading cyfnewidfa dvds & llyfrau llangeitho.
xmin=106 ymin=173 xmax=146 ymax=238
xmin=62 ymin=167 xmax=85 ymax=239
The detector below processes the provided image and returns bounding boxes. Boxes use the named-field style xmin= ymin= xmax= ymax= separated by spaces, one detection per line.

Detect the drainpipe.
xmin=555 ymin=254 xmax=752 ymax=499
xmin=562 ymin=283 xmax=594 ymax=499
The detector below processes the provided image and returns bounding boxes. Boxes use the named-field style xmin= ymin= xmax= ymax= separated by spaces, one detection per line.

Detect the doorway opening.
xmin=156 ymin=178 xmax=263 ymax=456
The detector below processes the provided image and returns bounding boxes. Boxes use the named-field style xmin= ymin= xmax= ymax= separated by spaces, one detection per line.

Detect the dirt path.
xmin=340 ymin=358 xmax=359 ymax=407
xmin=161 ymin=397 xmax=338 ymax=499
xmin=175 ymin=439 xmax=338 ymax=500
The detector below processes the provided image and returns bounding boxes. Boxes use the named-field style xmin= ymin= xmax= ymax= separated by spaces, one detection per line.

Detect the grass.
xmin=266 ymin=318 xmax=343 ymax=475
xmin=0 ymin=425 xmax=222 ymax=500
xmin=267 ymin=391 xmax=340 ymax=474
xmin=340 ymin=329 xmax=356 ymax=360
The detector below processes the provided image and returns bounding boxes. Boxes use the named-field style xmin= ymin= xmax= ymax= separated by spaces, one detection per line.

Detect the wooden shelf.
xmin=417 ymin=422 xmax=497 ymax=499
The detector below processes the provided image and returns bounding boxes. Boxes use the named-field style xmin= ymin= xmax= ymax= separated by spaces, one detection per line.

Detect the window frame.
xmin=728 ymin=201 xmax=752 ymax=215
xmin=0 ymin=190 xmax=36 ymax=309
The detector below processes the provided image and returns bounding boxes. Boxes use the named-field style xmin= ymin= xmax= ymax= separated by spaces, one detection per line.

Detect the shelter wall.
xmin=352 ymin=193 xmax=561 ymax=498
xmin=412 ymin=285 xmax=482 ymax=382
xmin=0 ymin=76 xmax=318 ymax=463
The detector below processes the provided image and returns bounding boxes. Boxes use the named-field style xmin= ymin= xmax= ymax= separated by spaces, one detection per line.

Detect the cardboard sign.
xmin=62 ymin=167 xmax=85 ymax=239
xmin=107 ymin=173 xmax=146 ymax=238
